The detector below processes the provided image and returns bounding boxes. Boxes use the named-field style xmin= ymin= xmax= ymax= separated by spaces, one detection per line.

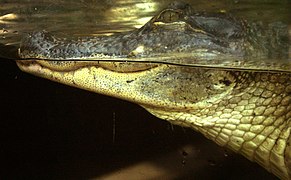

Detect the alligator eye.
xmin=156 ymin=9 xmax=182 ymax=23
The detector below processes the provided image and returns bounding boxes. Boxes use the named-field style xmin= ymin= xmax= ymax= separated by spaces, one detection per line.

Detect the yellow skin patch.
xmin=17 ymin=60 xmax=291 ymax=179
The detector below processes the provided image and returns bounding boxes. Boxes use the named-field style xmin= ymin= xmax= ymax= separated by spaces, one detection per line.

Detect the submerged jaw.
xmin=16 ymin=58 xmax=235 ymax=111
xmin=16 ymin=59 xmax=158 ymax=73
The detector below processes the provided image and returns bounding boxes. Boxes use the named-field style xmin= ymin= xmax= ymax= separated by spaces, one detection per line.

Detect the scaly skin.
xmin=16 ymin=62 xmax=291 ymax=179
xmin=16 ymin=2 xmax=290 ymax=179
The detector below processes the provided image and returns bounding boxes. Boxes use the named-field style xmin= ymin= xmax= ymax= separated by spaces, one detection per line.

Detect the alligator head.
xmin=16 ymin=2 xmax=290 ymax=179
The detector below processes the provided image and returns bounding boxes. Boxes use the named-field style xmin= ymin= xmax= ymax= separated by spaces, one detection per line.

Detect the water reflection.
xmin=0 ymin=13 xmax=18 ymax=22
xmin=0 ymin=0 xmax=289 ymax=48
xmin=106 ymin=1 xmax=157 ymax=28
xmin=0 ymin=0 xmax=164 ymax=46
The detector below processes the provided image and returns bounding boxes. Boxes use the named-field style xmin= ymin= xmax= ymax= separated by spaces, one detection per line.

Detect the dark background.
xmin=1 ymin=59 xmax=277 ymax=179
xmin=1 ymin=0 xmax=288 ymax=179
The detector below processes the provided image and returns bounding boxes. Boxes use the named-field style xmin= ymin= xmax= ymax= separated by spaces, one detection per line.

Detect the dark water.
xmin=1 ymin=60 xmax=277 ymax=180
xmin=0 ymin=0 xmax=289 ymax=179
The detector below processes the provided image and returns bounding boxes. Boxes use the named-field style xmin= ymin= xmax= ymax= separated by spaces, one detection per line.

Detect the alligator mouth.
xmin=15 ymin=58 xmax=177 ymax=110
xmin=16 ymin=59 xmax=158 ymax=73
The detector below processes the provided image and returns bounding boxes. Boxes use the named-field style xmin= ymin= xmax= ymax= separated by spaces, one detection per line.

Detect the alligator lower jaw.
xmin=15 ymin=59 xmax=173 ymax=109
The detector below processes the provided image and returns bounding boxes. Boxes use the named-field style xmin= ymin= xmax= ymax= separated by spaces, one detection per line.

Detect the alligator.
xmin=16 ymin=2 xmax=290 ymax=179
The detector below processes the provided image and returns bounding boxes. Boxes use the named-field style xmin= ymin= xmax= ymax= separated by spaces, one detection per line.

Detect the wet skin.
xmin=16 ymin=3 xmax=290 ymax=179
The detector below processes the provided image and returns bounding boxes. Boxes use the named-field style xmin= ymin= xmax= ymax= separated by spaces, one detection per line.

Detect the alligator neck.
xmin=144 ymin=71 xmax=291 ymax=179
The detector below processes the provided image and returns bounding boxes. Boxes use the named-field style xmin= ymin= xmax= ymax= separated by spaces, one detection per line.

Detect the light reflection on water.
xmin=0 ymin=0 xmax=290 ymax=44
xmin=0 ymin=0 xmax=290 ymax=60
xmin=1 ymin=0 xmax=162 ymax=46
